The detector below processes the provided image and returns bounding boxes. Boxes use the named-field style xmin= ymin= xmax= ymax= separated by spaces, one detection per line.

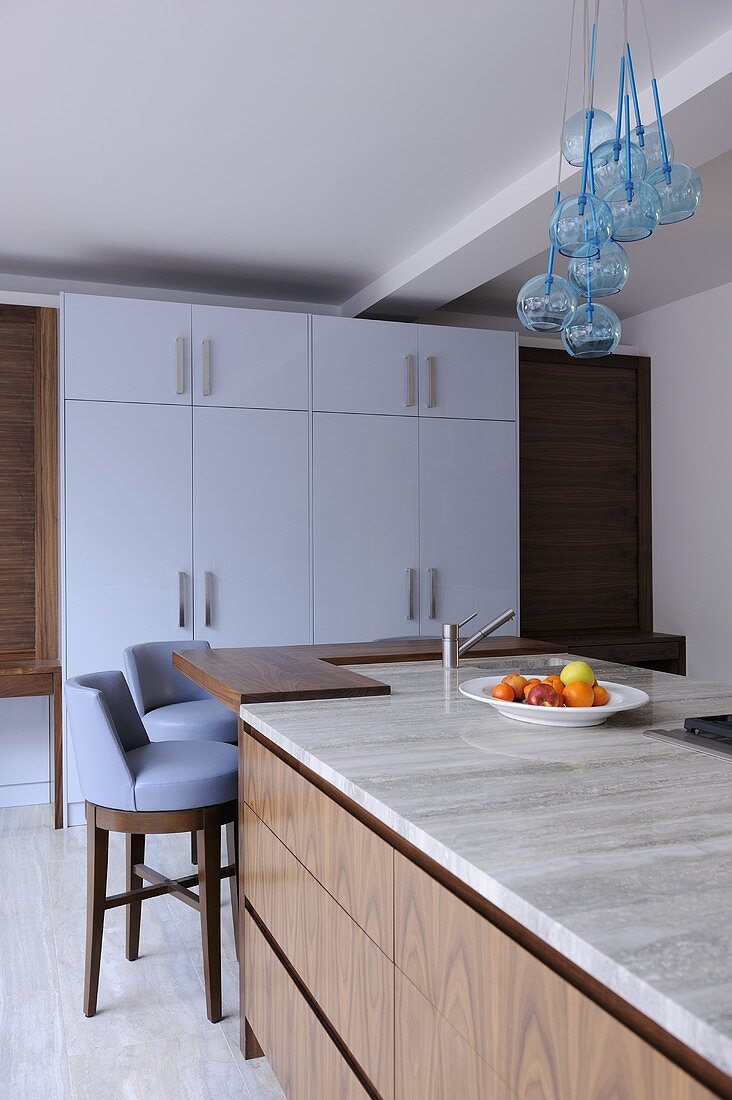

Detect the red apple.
xmin=526 ymin=683 xmax=560 ymax=708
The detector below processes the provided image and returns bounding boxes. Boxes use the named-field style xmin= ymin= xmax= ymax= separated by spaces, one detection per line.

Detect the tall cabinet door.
xmin=192 ymin=306 xmax=308 ymax=409
xmin=63 ymin=294 xmax=192 ymax=404
xmin=313 ymin=413 xmax=419 ymax=643
xmin=313 ymin=316 xmax=418 ymax=415
xmin=419 ymin=418 xmax=518 ymax=634
xmin=418 ymin=326 xmax=516 ymax=420
xmin=64 ymin=401 xmax=193 ymax=811
xmin=193 ymin=407 xmax=310 ymax=647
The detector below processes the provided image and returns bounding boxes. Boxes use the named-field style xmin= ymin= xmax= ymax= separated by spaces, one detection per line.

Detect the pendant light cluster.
xmin=516 ymin=0 xmax=702 ymax=358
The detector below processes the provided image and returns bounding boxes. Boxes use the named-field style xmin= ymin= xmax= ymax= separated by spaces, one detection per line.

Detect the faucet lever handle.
xmin=458 ymin=611 xmax=477 ymax=630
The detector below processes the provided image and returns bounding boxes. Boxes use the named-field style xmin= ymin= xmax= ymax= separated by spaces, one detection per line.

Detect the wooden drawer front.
xmin=244 ymin=804 xmax=394 ymax=1099
xmin=397 ymin=971 xmax=516 ymax=1100
xmin=244 ymin=732 xmax=393 ymax=956
xmin=0 ymin=673 xmax=53 ymax=698
xmin=395 ymin=854 xmax=715 ymax=1100
xmin=244 ymin=912 xmax=370 ymax=1100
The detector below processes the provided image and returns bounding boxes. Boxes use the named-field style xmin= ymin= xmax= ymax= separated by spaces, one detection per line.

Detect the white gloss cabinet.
xmin=418 ymin=325 xmax=516 ymax=420
xmin=64 ymin=401 xmax=194 ymax=676
xmin=192 ymin=306 xmax=308 ymax=410
xmin=312 ymin=413 xmax=420 ymax=643
xmin=418 ymin=417 xmax=518 ymax=634
xmin=63 ymin=294 xmax=192 ymax=404
xmin=193 ymin=407 xmax=310 ymax=647
xmin=312 ymin=316 xmax=418 ymax=416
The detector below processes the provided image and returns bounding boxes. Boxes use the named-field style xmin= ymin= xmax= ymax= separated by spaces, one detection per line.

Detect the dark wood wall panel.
xmin=519 ymin=348 xmax=651 ymax=637
xmin=0 ymin=306 xmax=58 ymax=658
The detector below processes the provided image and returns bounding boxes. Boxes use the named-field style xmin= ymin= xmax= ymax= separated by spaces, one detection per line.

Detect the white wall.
xmin=624 ymin=281 xmax=732 ymax=682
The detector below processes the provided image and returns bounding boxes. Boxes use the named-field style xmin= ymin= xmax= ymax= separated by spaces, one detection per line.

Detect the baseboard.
xmin=66 ymin=800 xmax=86 ymax=827
xmin=0 ymin=781 xmax=51 ymax=808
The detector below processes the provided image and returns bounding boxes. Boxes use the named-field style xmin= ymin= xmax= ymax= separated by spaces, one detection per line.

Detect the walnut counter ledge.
xmin=178 ymin=645 xmax=732 ymax=1098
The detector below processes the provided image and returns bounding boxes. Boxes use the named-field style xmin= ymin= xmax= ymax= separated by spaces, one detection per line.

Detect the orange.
xmin=563 ymin=680 xmax=594 ymax=708
xmin=592 ymin=684 xmax=610 ymax=707
xmin=523 ymin=678 xmax=541 ymax=695
xmin=492 ymin=682 xmax=515 ymax=702
xmin=543 ymin=674 xmax=564 ymax=699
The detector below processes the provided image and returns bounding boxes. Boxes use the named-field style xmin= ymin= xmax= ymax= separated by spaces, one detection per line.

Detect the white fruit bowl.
xmin=458 ymin=675 xmax=649 ymax=727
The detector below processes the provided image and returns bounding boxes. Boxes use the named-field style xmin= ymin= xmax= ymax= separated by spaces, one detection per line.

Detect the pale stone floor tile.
xmin=0 ymin=988 xmax=73 ymax=1099
xmin=68 ymin=1030 xmax=251 ymax=1100
xmin=0 ymin=805 xmax=289 ymax=1099
xmin=0 ymin=910 xmax=60 ymax=998
xmin=0 ymin=802 xmax=46 ymax=837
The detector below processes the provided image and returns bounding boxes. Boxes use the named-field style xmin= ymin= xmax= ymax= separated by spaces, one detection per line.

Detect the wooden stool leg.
xmin=125 ymin=833 xmax=145 ymax=962
xmin=190 ymin=830 xmax=198 ymax=865
xmin=84 ymin=804 xmax=109 ymax=1017
xmin=198 ymin=807 xmax=222 ymax=1023
xmin=226 ymin=818 xmax=239 ymax=960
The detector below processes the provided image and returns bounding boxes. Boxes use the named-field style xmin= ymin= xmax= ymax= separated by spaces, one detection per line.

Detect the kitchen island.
xmin=176 ymin=644 xmax=732 ymax=1099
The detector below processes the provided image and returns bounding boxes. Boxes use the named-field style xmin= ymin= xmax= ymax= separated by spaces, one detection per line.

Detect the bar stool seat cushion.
xmin=143 ymin=699 xmax=237 ymax=744
xmin=126 ymin=740 xmax=238 ymax=812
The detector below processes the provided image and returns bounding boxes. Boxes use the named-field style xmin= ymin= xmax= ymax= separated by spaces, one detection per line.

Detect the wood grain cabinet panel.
xmin=244 ymin=912 xmax=370 ymax=1100
xmin=396 ymin=971 xmax=516 ymax=1100
xmin=395 ymin=854 xmax=715 ymax=1100
xmin=244 ymin=804 xmax=394 ymax=1099
xmin=244 ymin=733 xmax=393 ymax=956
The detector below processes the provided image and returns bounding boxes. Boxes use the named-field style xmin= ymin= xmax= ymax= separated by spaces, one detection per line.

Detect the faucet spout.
xmin=458 ymin=608 xmax=516 ymax=657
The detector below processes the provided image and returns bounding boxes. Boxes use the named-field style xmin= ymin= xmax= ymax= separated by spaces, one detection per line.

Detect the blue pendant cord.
xmin=613 ymin=54 xmax=625 ymax=161
xmin=638 ymin=0 xmax=671 ymax=183
xmin=544 ymin=188 xmax=562 ymax=294
xmin=651 ymin=79 xmax=672 ymax=183
xmin=578 ymin=17 xmax=599 ymax=214
xmin=624 ymin=93 xmax=634 ymax=201
xmin=625 ymin=43 xmax=644 ymax=146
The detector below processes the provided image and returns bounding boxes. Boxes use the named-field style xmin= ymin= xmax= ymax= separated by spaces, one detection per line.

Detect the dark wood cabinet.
xmin=519 ymin=346 xmax=684 ymax=673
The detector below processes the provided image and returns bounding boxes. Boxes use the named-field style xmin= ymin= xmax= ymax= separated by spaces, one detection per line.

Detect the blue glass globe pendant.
xmin=568 ymin=240 xmax=629 ymax=297
xmin=606 ymin=91 xmax=660 ymax=242
xmin=562 ymin=301 xmax=621 ymax=358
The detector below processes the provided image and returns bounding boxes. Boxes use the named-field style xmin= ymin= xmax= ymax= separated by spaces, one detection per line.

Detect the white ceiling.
xmin=1 ymin=0 xmax=731 ymax=310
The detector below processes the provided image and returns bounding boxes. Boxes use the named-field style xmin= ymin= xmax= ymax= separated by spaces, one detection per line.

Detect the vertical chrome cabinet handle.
xmin=202 ymin=339 xmax=212 ymax=396
xmin=204 ymin=571 xmax=213 ymax=628
xmin=178 ymin=572 xmax=186 ymax=628
xmin=404 ymin=355 xmax=415 ymax=407
xmin=405 ymin=567 xmax=415 ymax=620
xmin=176 ymin=337 xmax=185 ymax=394
xmin=427 ymin=356 xmax=437 ymax=408
xmin=427 ymin=567 xmax=436 ymax=618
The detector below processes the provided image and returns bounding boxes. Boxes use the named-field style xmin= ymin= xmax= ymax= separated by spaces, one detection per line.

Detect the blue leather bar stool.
xmin=123 ymin=640 xmax=237 ymax=744
xmin=65 ymin=671 xmax=238 ymax=1023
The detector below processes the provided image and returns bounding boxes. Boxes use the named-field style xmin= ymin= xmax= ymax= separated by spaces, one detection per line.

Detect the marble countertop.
xmin=241 ymin=655 xmax=732 ymax=1078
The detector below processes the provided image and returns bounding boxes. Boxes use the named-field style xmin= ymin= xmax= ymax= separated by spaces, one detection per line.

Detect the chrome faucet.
xmin=442 ymin=608 xmax=516 ymax=669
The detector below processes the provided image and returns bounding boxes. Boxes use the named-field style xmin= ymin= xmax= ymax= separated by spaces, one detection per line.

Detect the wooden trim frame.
xmin=241 ymin=722 xmax=731 ymax=1100
xmin=34 ymin=308 xmax=59 ymax=659
xmin=518 ymin=345 xmax=653 ymax=637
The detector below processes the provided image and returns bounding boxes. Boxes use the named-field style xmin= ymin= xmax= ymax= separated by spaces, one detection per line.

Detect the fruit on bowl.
xmin=491 ymin=662 xmax=608 ymax=708
xmin=559 ymin=660 xmax=595 ymax=687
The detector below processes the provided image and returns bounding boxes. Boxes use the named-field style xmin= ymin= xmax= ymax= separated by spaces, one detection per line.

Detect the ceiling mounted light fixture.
xmin=516 ymin=0 xmax=702 ymax=358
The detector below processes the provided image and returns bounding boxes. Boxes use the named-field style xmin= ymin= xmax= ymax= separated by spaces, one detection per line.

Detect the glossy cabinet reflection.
xmin=64 ymin=294 xmax=192 ymax=404
xmin=193 ymin=407 xmax=310 ymax=647
xmin=313 ymin=315 xmax=418 ymax=416
xmin=313 ymin=412 xmax=420 ymax=643
xmin=192 ymin=306 xmax=308 ymax=409
xmin=419 ymin=417 xmax=518 ymax=633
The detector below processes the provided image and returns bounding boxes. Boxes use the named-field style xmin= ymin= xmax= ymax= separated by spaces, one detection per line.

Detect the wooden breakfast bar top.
xmin=172 ymin=635 xmax=559 ymax=712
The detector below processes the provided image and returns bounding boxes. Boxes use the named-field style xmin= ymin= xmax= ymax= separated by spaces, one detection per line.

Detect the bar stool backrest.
xmin=66 ymin=671 xmax=149 ymax=811
xmin=123 ymin=640 xmax=211 ymax=716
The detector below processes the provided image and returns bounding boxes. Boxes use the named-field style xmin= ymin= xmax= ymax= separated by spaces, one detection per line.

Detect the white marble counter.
xmin=241 ymin=655 xmax=732 ymax=1078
